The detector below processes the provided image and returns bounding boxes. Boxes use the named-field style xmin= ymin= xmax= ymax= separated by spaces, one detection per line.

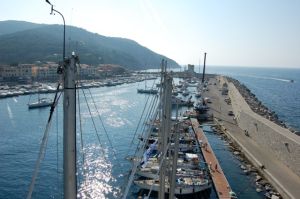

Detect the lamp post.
xmin=46 ymin=0 xmax=65 ymax=60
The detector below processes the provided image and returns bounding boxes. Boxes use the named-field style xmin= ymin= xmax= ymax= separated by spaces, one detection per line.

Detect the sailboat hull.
xmin=134 ymin=179 xmax=211 ymax=195
xmin=28 ymin=100 xmax=53 ymax=108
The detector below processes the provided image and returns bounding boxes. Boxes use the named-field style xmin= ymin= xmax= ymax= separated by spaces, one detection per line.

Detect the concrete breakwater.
xmin=220 ymin=76 xmax=300 ymax=177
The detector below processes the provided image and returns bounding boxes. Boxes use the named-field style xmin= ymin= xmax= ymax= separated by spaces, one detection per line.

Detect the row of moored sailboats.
xmin=122 ymin=60 xmax=211 ymax=199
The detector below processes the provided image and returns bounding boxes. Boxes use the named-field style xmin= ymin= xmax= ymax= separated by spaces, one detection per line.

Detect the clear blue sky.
xmin=1 ymin=0 xmax=299 ymax=68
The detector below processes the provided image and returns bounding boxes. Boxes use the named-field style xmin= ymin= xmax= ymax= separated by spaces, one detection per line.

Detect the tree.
xmin=10 ymin=61 xmax=19 ymax=66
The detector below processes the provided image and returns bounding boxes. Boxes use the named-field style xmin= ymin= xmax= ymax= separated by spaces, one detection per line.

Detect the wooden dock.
xmin=190 ymin=118 xmax=232 ymax=199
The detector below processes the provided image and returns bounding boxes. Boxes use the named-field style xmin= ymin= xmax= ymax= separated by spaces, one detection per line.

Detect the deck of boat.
xmin=191 ymin=118 xmax=232 ymax=199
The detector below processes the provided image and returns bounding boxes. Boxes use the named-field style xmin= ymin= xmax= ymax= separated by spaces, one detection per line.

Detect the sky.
xmin=0 ymin=0 xmax=300 ymax=68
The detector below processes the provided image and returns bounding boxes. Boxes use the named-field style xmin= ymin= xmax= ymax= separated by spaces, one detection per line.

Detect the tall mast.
xmin=63 ymin=53 xmax=79 ymax=198
xmin=158 ymin=60 xmax=172 ymax=199
xmin=199 ymin=53 xmax=207 ymax=106
xmin=169 ymin=105 xmax=180 ymax=198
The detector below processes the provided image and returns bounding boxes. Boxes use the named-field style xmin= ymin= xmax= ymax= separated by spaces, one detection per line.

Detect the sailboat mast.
xmin=63 ymin=53 xmax=78 ymax=198
xmin=200 ymin=53 xmax=207 ymax=106
xmin=158 ymin=61 xmax=172 ymax=199
xmin=169 ymin=105 xmax=180 ymax=198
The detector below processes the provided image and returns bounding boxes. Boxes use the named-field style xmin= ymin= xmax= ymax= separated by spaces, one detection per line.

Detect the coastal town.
xmin=0 ymin=62 xmax=132 ymax=84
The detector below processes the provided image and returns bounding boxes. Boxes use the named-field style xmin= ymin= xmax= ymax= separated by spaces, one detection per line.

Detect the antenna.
xmin=68 ymin=8 xmax=73 ymax=55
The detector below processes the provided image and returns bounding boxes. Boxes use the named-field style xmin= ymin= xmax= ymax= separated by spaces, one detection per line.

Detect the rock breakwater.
xmin=225 ymin=77 xmax=293 ymax=131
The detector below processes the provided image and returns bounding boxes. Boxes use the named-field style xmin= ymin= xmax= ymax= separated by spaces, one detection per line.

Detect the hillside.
xmin=0 ymin=20 xmax=47 ymax=36
xmin=0 ymin=21 xmax=180 ymax=70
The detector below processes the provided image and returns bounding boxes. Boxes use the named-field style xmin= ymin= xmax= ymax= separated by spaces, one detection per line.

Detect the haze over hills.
xmin=0 ymin=20 xmax=180 ymax=70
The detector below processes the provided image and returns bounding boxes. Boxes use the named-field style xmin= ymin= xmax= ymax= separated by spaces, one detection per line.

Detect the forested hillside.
xmin=0 ymin=21 xmax=180 ymax=70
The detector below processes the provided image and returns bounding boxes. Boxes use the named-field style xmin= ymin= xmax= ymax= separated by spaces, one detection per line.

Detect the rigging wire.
xmin=56 ymin=99 xmax=60 ymax=199
xmin=86 ymin=87 xmax=125 ymax=176
xmin=119 ymin=93 xmax=159 ymax=198
xmin=76 ymin=74 xmax=88 ymax=197
xmin=35 ymin=121 xmax=52 ymax=199
xmin=125 ymin=78 xmax=160 ymax=157
xmin=79 ymin=84 xmax=117 ymax=191
xmin=119 ymin=95 xmax=164 ymax=198
xmin=27 ymin=90 xmax=62 ymax=199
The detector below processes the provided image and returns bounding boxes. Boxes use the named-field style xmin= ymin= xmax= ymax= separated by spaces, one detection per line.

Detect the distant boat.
xmin=137 ymin=81 xmax=158 ymax=94
xmin=28 ymin=84 xmax=54 ymax=108
xmin=0 ymin=92 xmax=7 ymax=98
xmin=289 ymin=79 xmax=293 ymax=82
xmin=28 ymin=97 xmax=53 ymax=108
xmin=137 ymin=88 xmax=158 ymax=94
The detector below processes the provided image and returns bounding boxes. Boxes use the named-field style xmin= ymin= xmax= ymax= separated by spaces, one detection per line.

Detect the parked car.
xmin=228 ymin=110 xmax=234 ymax=116
xmin=204 ymin=98 xmax=212 ymax=103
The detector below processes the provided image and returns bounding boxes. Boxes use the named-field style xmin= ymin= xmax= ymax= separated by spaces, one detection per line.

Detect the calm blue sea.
xmin=204 ymin=66 xmax=300 ymax=131
xmin=0 ymin=66 xmax=299 ymax=198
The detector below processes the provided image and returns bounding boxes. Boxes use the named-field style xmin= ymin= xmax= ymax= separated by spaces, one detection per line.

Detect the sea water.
xmin=1 ymin=66 xmax=299 ymax=198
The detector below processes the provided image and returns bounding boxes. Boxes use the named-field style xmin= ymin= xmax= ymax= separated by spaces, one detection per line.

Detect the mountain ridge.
xmin=0 ymin=20 xmax=180 ymax=70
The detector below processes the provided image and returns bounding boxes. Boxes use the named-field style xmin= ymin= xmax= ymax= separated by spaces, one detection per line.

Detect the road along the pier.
xmin=202 ymin=76 xmax=300 ymax=199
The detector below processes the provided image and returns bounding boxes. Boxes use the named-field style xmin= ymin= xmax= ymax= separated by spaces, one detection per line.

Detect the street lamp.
xmin=45 ymin=0 xmax=65 ymax=60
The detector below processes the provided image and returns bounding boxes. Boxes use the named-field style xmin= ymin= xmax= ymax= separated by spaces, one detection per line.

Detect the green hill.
xmin=0 ymin=20 xmax=180 ymax=70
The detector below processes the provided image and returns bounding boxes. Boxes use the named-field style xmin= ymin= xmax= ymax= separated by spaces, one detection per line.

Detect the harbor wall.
xmin=215 ymin=122 xmax=294 ymax=199
xmin=223 ymin=77 xmax=300 ymax=177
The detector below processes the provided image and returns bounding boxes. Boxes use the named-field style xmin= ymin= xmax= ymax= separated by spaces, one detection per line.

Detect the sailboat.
xmin=137 ymin=81 xmax=158 ymax=94
xmin=28 ymin=71 xmax=53 ymax=108
xmin=28 ymin=87 xmax=54 ymax=108
xmin=28 ymin=96 xmax=53 ymax=108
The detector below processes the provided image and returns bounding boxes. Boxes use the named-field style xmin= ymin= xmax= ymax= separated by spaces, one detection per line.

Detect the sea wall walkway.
xmin=205 ymin=76 xmax=300 ymax=199
xmin=191 ymin=118 xmax=232 ymax=199
xmin=223 ymin=77 xmax=300 ymax=177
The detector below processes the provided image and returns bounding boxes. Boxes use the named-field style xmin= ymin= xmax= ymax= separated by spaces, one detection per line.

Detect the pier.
xmin=204 ymin=76 xmax=300 ymax=199
xmin=191 ymin=118 xmax=232 ymax=199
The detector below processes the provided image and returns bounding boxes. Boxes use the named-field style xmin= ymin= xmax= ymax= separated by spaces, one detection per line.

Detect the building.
xmin=0 ymin=64 xmax=33 ymax=79
xmin=78 ymin=64 xmax=98 ymax=77
xmin=187 ymin=64 xmax=195 ymax=77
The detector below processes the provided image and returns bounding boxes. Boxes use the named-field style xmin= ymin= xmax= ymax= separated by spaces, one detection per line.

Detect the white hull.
xmin=136 ymin=167 xmax=204 ymax=179
xmin=28 ymin=99 xmax=53 ymax=108
xmin=134 ymin=179 xmax=211 ymax=195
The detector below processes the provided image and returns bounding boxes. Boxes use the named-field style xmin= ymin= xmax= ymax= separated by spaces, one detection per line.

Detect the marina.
xmin=1 ymin=0 xmax=300 ymax=198
xmin=2 ymin=69 xmax=299 ymax=198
